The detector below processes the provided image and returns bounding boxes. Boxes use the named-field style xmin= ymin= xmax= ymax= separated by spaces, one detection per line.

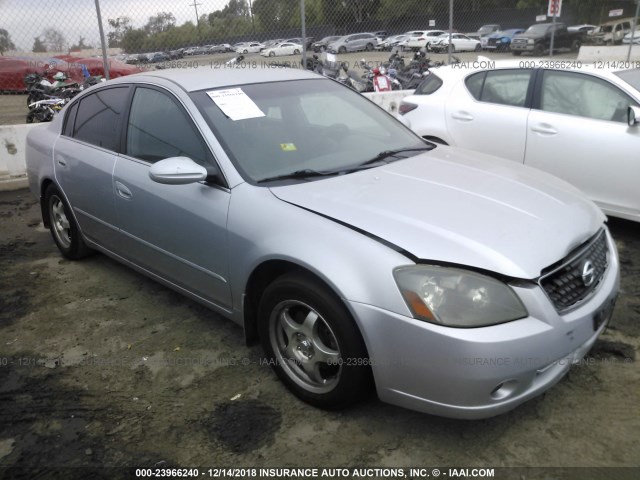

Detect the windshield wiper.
xmin=256 ymin=169 xmax=340 ymax=184
xmin=356 ymin=146 xmax=434 ymax=169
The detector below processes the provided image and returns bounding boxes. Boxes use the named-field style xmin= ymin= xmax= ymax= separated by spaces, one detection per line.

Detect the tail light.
xmin=399 ymin=102 xmax=418 ymax=115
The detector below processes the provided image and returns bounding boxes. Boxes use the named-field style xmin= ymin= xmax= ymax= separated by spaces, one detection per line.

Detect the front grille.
xmin=512 ymin=38 xmax=527 ymax=46
xmin=539 ymin=229 xmax=609 ymax=312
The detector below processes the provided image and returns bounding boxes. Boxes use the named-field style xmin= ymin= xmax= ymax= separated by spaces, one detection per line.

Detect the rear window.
xmin=614 ymin=68 xmax=640 ymax=91
xmin=415 ymin=73 xmax=443 ymax=95
xmin=465 ymin=69 xmax=533 ymax=107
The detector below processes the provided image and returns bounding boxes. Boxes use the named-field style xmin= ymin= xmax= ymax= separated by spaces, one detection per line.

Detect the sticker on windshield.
xmin=206 ymin=88 xmax=265 ymax=121
xmin=280 ymin=143 xmax=297 ymax=152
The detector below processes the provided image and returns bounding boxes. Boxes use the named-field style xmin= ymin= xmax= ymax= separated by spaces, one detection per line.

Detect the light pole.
xmin=189 ymin=0 xmax=202 ymax=37
xmin=627 ymin=0 xmax=640 ymax=61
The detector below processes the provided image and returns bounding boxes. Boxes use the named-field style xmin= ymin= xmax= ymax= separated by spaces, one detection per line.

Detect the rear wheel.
xmin=475 ymin=43 xmax=481 ymax=51
xmin=45 ymin=184 xmax=92 ymax=259
xmin=338 ymin=46 xmax=347 ymax=54
xmin=258 ymin=273 xmax=372 ymax=409
xmin=293 ymin=49 xmax=300 ymax=55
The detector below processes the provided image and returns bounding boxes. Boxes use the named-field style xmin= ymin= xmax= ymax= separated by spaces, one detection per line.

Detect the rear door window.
xmin=465 ymin=69 xmax=533 ymax=107
xmin=73 ymin=87 xmax=129 ymax=151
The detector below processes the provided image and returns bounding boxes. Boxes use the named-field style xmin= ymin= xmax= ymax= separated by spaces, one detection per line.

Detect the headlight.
xmin=528 ymin=39 xmax=535 ymax=44
xmin=394 ymin=265 xmax=528 ymax=327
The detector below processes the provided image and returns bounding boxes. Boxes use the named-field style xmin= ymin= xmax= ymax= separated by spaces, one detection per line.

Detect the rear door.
xmin=53 ymin=86 xmax=130 ymax=249
xmin=524 ymin=69 xmax=640 ymax=219
xmin=445 ymin=68 xmax=534 ymax=162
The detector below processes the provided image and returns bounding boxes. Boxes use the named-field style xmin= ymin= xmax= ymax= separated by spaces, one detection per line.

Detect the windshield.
xmin=525 ymin=24 xmax=551 ymax=34
xmin=614 ymin=68 xmax=640 ymax=92
xmin=191 ymin=78 xmax=427 ymax=183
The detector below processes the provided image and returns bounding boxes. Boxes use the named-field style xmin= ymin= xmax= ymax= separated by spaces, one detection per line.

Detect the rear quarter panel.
xmin=25 ymin=117 xmax=62 ymax=199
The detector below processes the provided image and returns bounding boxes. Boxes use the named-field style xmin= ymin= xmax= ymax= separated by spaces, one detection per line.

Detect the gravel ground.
xmin=0 ymin=186 xmax=638 ymax=479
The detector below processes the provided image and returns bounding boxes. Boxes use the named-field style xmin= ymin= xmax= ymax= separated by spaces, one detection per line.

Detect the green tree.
xmin=144 ymin=12 xmax=176 ymax=35
xmin=252 ymin=0 xmax=298 ymax=31
xmin=0 ymin=28 xmax=16 ymax=55
xmin=42 ymin=28 xmax=66 ymax=52
xmin=70 ymin=36 xmax=90 ymax=51
xmin=32 ymin=36 xmax=47 ymax=53
xmin=120 ymin=28 xmax=147 ymax=53
xmin=107 ymin=16 xmax=132 ymax=48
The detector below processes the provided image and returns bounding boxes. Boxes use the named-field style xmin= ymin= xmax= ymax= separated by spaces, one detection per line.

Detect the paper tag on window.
xmin=206 ymin=88 xmax=265 ymax=121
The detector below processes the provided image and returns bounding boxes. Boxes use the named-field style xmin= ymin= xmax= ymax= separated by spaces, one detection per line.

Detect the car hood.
xmin=269 ymin=148 xmax=604 ymax=279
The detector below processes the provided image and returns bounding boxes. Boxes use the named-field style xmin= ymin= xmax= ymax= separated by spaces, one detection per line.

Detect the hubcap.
xmin=269 ymin=300 xmax=341 ymax=393
xmin=50 ymin=195 xmax=71 ymax=249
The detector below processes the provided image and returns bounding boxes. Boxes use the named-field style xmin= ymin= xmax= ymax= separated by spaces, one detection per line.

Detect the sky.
xmin=0 ymin=0 xmax=232 ymax=52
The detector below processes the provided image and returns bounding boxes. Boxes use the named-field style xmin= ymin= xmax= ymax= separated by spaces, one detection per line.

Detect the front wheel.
xmin=512 ymin=50 xmax=522 ymax=56
xmin=243 ymin=49 xmax=248 ymax=54
xmin=338 ymin=46 xmax=347 ymax=54
xmin=269 ymin=51 xmax=275 ymax=57
xmin=475 ymin=43 xmax=481 ymax=52
xmin=365 ymin=43 xmax=373 ymax=51
xmin=293 ymin=49 xmax=300 ymax=55
xmin=258 ymin=273 xmax=372 ymax=409
xmin=45 ymin=184 xmax=92 ymax=259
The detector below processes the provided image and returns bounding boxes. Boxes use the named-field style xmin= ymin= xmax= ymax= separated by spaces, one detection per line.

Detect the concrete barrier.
xmin=0 ymin=90 xmax=414 ymax=191
xmin=0 ymin=124 xmax=35 ymax=191
xmin=578 ymin=45 xmax=640 ymax=62
xmin=364 ymin=89 xmax=414 ymax=115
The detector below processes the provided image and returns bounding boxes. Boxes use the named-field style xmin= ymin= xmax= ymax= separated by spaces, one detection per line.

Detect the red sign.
xmin=548 ymin=0 xmax=562 ymax=17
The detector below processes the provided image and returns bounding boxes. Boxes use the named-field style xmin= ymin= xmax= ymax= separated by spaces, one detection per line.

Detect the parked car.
xmin=467 ymin=24 xmax=501 ymax=40
xmin=430 ymin=33 xmax=482 ymax=53
xmin=328 ymin=33 xmax=377 ymax=53
xmin=207 ymin=44 xmax=228 ymax=53
xmin=260 ymin=42 xmax=302 ymax=57
xmin=236 ymin=42 xmax=265 ymax=54
xmin=148 ymin=52 xmax=170 ymax=63
xmin=623 ymin=30 xmax=640 ymax=45
xmin=483 ymin=29 xmax=526 ymax=51
xmin=404 ymin=30 xmax=446 ymax=51
xmin=399 ymin=62 xmax=640 ymax=222
xmin=589 ymin=18 xmax=634 ymax=45
xmin=25 ymin=66 xmax=620 ymax=419
xmin=183 ymin=47 xmax=199 ymax=56
xmin=511 ymin=23 xmax=583 ymax=55
xmin=377 ymin=34 xmax=410 ymax=51
xmin=311 ymin=36 xmax=341 ymax=52
xmin=568 ymin=24 xmax=597 ymax=34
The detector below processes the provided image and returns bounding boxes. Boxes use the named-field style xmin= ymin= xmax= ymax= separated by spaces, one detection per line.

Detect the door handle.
xmin=56 ymin=157 xmax=67 ymax=166
xmin=115 ymin=181 xmax=132 ymax=199
xmin=451 ymin=111 xmax=473 ymax=121
xmin=530 ymin=124 xmax=558 ymax=135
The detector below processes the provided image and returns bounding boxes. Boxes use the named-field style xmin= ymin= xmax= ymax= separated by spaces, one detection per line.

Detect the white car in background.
xmin=623 ymin=30 xmax=640 ymax=44
xmin=235 ymin=42 xmax=265 ymax=54
xmin=398 ymin=62 xmax=640 ymax=222
xmin=430 ymin=33 xmax=482 ymax=52
xmin=404 ymin=30 xmax=446 ymax=51
xmin=260 ymin=42 xmax=303 ymax=57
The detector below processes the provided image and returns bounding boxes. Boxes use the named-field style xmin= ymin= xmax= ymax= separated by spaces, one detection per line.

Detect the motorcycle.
xmin=26 ymin=97 xmax=67 ymax=123
xmin=24 ymin=72 xmax=80 ymax=106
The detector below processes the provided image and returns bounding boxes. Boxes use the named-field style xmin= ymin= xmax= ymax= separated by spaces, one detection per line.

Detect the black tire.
xmin=45 ymin=184 xmax=92 ymax=260
xmin=269 ymin=51 xmax=275 ymax=57
xmin=258 ymin=273 xmax=372 ymax=409
xmin=338 ymin=46 xmax=347 ymax=54
xmin=365 ymin=43 xmax=373 ymax=51
xmin=512 ymin=50 xmax=522 ymax=56
xmin=475 ymin=43 xmax=481 ymax=52
xmin=571 ymin=39 xmax=581 ymax=52
xmin=243 ymin=49 xmax=248 ymax=54
xmin=533 ymin=43 xmax=545 ymax=56
xmin=293 ymin=49 xmax=300 ymax=55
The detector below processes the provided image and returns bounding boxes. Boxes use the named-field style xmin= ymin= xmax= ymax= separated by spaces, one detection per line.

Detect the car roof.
xmin=106 ymin=66 xmax=320 ymax=93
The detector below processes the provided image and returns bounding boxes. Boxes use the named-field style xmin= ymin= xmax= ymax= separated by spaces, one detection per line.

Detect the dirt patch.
xmin=0 ymin=188 xmax=638 ymax=475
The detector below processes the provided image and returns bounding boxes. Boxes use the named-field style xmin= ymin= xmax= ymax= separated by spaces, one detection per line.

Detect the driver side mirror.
xmin=628 ymin=105 xmax=640 ymax=127
xmin=149 ymin=157 xmax=208 ymax=185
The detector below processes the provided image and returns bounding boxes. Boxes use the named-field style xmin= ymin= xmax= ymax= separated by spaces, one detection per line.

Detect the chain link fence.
xmin=1 ymin=0 xmax=639 ymax=94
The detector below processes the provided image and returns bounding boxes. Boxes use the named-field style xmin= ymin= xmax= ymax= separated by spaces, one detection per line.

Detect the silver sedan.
xmin=25 ymin=67 xmax=619 ymax=418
